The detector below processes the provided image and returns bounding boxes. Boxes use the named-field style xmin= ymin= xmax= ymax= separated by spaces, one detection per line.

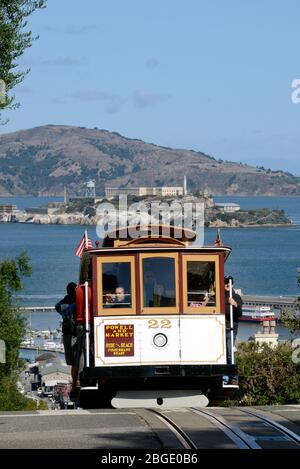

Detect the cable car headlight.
xmin=153 ymin=333 xmax=168 ymax=348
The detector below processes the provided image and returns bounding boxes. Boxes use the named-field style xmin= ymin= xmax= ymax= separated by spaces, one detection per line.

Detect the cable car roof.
xmin=102 ymin=224 xmax=197 ymax=247
xmin=79 ymin=225 xmax=231 ymax=260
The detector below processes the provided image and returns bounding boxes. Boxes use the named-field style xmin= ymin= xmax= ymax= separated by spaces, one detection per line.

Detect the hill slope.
xmin=0 ymin=124 xmax=299 ymax=196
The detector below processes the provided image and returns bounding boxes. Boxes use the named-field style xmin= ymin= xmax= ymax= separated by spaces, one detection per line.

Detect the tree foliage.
xmin=226 ymin=342 xmax=300 ymax=406
xmin=0 ymin=252 xmax=34 ymax=410
xmin=0 ymin=0 xmax=46 ymax=119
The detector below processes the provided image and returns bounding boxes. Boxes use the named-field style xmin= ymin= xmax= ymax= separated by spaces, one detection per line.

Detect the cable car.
xmin=76 ymin=225 xmax=237 ymax=408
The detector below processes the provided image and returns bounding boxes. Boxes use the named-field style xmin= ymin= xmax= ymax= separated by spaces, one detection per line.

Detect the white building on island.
xmin=214 ymin=202 xmax=240 ymax=213
xmin=105 ymin=186 xmax=184 ymax=198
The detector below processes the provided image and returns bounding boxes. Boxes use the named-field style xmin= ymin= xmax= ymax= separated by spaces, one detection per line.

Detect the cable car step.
xmin=111 ymin=390 xmax=209 ymax=408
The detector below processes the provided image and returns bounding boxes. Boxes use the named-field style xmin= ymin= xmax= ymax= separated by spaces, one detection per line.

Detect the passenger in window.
xmin=189 ymin=292 xmax=209 ymax=307
xmin=115 ymin=286 xmax=125 ymax=303
xmin=105 ymin=286 xmax=130 ymax=307
xmin=112 ymin=285 xmax=130 ymax=307
xmin=201 ymin=292 xmax=210 ymax=306
xmin=205 ymin=283 xmax=216 ymax=306
xmin=105 ymin=292 xmax=114 ymax=304
xmin=144 ymin=271 xmax=165 ymax=307
xmin=153 ymin=283 xmax=166 ymax=306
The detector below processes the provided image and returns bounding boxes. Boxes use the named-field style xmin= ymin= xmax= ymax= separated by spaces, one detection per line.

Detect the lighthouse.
xmin=184 ymin=175 xmax=187 ymax=196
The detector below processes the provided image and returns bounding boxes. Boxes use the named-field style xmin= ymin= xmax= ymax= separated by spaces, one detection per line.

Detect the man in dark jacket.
xmin=225 ymin=276 xmax=243 ymax=362
xmin=55 ymin=282 xmax=77 ymax=374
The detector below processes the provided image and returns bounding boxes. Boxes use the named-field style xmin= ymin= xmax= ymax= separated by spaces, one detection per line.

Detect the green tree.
xmin=0 ymin=0 xmax=46 ymax=120
xmin=226 ymin=342 xmax=300 ymax=406
xmin=0 ymin=252 xmax=34 ymax=410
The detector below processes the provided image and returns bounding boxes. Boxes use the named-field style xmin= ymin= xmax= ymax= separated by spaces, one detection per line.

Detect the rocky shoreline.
xmin=0 ymin=211 xmax=96 ymax=225
xmin=0 ymin=211 xmax=294 ymax=228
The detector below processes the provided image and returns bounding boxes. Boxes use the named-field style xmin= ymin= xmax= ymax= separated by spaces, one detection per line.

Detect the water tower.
xmin=86 ymin=180 xmax=96 ymax=198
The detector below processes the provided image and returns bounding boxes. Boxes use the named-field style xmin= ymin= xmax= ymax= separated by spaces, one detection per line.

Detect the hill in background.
xmin=0 ymin=124 xmax=299 ymax=196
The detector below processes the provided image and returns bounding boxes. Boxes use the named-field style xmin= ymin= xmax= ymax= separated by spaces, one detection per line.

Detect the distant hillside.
xmin=0 ymin=124 xmax=299 ymax=196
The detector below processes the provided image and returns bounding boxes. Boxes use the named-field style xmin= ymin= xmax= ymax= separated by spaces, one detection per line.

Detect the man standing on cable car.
xmin=224 ymin=275 xmax=243 ymax=362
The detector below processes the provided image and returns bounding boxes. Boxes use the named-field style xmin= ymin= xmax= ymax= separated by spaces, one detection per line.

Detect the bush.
xmin=66 ymin=198 xmax=95 ymax=213
xmin=23 ymin=398 xmax=48 ymax=411
xmin=0 ymin=375 xmax=49 ymax=411
xmin=226 ymin=342 xmax=300 ymax=406
xmin=0 ymin=252 xmax=32 ymax=410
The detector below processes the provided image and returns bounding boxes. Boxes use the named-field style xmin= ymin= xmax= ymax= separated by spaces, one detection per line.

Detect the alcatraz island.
xmin=0 ymin=181 xmax=292 ymax=228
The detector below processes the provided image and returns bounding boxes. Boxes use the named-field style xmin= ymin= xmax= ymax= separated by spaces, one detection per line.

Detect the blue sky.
xmin=1 ymin=0 xmax=300 ymax=173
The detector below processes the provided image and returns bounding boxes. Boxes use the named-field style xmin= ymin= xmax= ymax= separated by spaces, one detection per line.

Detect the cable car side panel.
xmin=93 ymin=314 xmax=226 ymax=366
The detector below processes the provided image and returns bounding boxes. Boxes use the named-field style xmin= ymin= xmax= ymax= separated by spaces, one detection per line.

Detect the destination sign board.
xmin=104 ymin=324 xmax=134 ymax=357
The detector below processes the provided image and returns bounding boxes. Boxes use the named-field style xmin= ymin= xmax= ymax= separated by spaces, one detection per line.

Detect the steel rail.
xmin=147 ymin=409 xmax=198 ymax=450
xmin=239 ymin=408 xmax=300 ymax=447
xmin=190 ymin=407 xmax=260 ymax=449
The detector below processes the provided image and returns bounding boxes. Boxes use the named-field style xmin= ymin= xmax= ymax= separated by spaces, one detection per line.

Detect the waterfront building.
xmin=214 ymin=202 xmax=240 ymax=213
xmin=25 ymin=207 xmax=48 ymax=215
xmin=47 ymin=202 xmax=67 ymax=215
xmin=105 ymin=186 xmax=184 ymax=198
xmin=39 ymin=357 xmax=71 ymax=394
xmin=0 ymin=204 xmax=17 ymax=214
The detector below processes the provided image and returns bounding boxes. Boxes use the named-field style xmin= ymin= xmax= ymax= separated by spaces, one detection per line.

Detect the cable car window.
xmin=96 ymin=256 xmax=136 ymax=316
xmin=102 ymin=262 xmax=132 ymax=308
xmin=182 ymin=254 xmax=220 ymax=314
xmin=142 ymin=257 xmax=176 ymax=308
xmin=186 ymin=261 xmax=216 ymax=307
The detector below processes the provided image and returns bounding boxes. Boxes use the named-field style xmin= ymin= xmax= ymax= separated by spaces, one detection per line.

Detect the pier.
xmin=242 ymin=295 xmax=298 ymax=312
xmin=21 ymin=306 xmax=56 ymax=313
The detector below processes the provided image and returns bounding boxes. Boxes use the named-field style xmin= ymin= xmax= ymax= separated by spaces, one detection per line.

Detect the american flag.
xmin=75 ymin=231 xmax=92 ymax=257
xmin=214 ymin=228 xmax=222 ymax=246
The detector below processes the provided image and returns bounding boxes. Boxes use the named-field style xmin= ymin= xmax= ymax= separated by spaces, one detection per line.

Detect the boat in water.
xmin=240 ymin=305 xmax=276 ymax=322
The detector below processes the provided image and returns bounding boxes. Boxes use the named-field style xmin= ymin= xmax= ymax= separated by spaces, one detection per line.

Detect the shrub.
xmin=0 ymin=252 xmax=32 ymax=410
xmin=226 ymin=342 xmax=300 ymax=406
xmin=24 ymin=398 xmax=48 ymax=411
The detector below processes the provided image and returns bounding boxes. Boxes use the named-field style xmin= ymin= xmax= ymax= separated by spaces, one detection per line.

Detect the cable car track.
xmin=142 ymin=407 xmax=300 ymax=449
xmin=190 ymin=407 xmax=260 ymax=449
xmin=191 ymin=407 xmax=300 ymax=449
xmin=238 ymin=408 xmax=300 ymax=447
xmin=147 ymin=408 xmax=198 ymax=449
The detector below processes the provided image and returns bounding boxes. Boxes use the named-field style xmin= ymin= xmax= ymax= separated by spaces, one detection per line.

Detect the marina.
xmin=20 ymin=325 xmax=64 ymax=353
xmin=20 ymin=342 xmax=64 ymax=353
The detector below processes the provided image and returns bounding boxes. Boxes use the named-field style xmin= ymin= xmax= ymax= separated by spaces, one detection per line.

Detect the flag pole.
xmin=214 ymin=228 xmax=222 ymax=246
xmin=85 ymin=280 xmax=90 ymax=367
xmin=229 ymin=278 xmax=235 ymax=365
xmin=84 ymin=229 xmax=88 ymax=249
